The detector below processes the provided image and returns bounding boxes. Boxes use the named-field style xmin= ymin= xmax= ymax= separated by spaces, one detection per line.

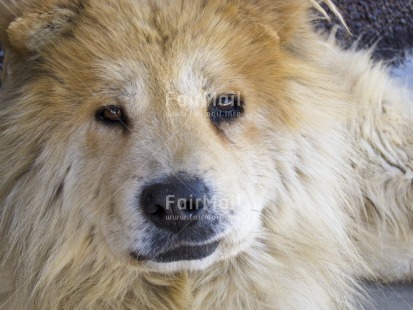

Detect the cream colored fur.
xmin=0 ymin=0 xmax=412 ymax=309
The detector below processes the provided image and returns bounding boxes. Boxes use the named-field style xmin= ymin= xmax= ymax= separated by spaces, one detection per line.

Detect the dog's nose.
xmin=141 ymin=175 xmax=208 ymax=233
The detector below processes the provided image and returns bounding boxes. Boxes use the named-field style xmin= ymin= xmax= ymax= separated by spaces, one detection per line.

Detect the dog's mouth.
xmin=132 ymin=241 xmax=220 ymax=263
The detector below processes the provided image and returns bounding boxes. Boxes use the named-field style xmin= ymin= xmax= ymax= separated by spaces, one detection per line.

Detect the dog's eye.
xmin=208 ymin=94 xmax=244 ymax=125
xmin=95 ymin=105 xmax=128 ymax=127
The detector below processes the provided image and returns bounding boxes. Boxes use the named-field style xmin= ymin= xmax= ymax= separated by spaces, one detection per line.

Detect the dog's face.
xmin=3 ymin=0 xmax=316 ymax=272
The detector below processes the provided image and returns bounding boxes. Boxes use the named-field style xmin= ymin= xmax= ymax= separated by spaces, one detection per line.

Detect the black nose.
xmin=141 ymin=175 xmax=208 ymax=233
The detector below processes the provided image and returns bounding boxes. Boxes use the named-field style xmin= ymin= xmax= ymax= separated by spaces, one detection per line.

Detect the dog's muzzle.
xmin=132 ymin=174 xmax=223 ymax=263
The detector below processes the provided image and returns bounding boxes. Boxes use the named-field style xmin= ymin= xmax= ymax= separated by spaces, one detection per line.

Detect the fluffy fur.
xmin=0 ymin=0 xmax=412 ymax=309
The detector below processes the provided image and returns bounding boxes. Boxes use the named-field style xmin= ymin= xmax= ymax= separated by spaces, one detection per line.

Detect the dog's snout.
xmin=141 ymin=175 xmax=208 ymax=233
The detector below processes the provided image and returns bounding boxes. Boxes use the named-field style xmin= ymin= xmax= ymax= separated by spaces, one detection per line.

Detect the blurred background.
xmin=318 ymin=0 xmax=413 ymax=65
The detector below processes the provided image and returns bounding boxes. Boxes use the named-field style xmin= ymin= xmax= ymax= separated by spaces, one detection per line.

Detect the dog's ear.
xmin=7 ymin=9 xmax=78 ymax=53
xmin=0 ymin=1 xmax=85 ymax=54
xmin=243 ymin=0 xmax=345 ymax=43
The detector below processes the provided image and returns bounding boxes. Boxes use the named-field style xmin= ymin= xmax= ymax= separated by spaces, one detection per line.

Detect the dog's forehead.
xmin=49 ymin=0 xmax=282 ymax=114
xmin=83 ymin=0 xmax=234 ymax=47
xmin=82 ymin=2 xmax=237 ymax=84
xmin=87 ymin=4 xmax=237 ymax=104
xmin=94 ymin=49 xmax=229 ymax=115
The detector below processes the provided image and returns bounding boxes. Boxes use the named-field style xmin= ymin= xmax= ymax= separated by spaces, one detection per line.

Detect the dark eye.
xmin=208 ymin=93 xmax=244 ymax=125
xmin=96 ymin=105 xmax=128 ymax=127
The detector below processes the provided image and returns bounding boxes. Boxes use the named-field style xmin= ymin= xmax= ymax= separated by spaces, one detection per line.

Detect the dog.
xmin=0 ymin=0 xmax=412 ymax=309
